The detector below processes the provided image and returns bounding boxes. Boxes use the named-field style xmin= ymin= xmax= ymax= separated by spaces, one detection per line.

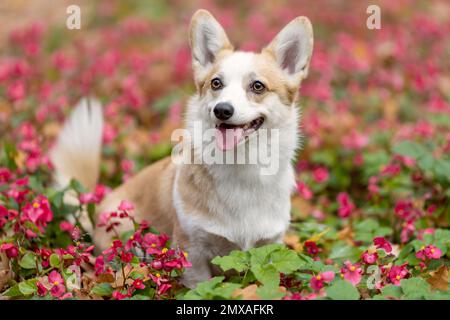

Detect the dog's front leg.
xmin=172 ymin=224 xmax=213 ymax=289
xmin=180 ymin=245 xmax=212 ymax=289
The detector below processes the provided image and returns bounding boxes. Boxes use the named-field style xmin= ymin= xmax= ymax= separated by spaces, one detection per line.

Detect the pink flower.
xmin=60 ymin=221 xmax=74 ymax=232
xmin=400 ymin=221 xmax=415 ymax=243
xmin=388 ymin=264 xmax=409 ymax=286
xmin=416 ymin=245 xmax=442 ymax=261
xmin=79 ymin=193 xmax=96 ymax=204
xmin=283 ymin=292 xmax=318 ymax=300
xmin=361 ymin=250 xmax=378 ymax=264
xmin=36 ymin=282 xmax=48 ymax=296
xmin=340 ymin=261 xmax=362 ymax=286
xmin=102 ymin=123 xmax=117 ymax=144
xmin=79 ymin=184 xmax=110 ymax=204
xmin=368 ymin=176 xmax=379 ymax=196
xmin=7 ymin=81 xmax=25 ymax=102
xmin=311 ymin=209 xmax=325 ymax=221
xmin=112 ymin=290 xmax=131 ymax=300
xmin=0 ymin=168 xmax=12 ymax=184
xmin=0 ymin=243 xmax=19 ymax=258
xmin=310 ymin=271 xmax=335 ymax=291
xmin=151 ymin=260 xmax=163 ymax=270
xmin=132 ymin=279 xmax=145 ymax=290
xmin=337 ymin=192 xmax=355 ymax=218
xmin=312 ymin=167 xmax=329 ymax=183
xmin=373 ymin=237 xmax=392 ymax=253
xmin=380 ymin=164 xmax=401 ymax=177
xmin=417 ymin=228 xmax=435 ymax=240
xmin=296 ymin=182 xmax=313 ymax=200
xmin=341 ymin=130 xmax=369 ymax=150
xmin=394 ymin=200 xmax=420 ymax=222
xmin=157 ymin=283 xmax=172 ymax=295
xmin=48 ymin=270 xmax=66 ymax=298
xmin=22 ymin=195 xmax=53 ymax=229
xmin=118 ymin=200 xmax=134 ymax=211
xmin=120 ymin=159 xmax=134 ymax=174
xmin=304 ymin=241 xmax=321 ymax=256
xmin=38 ymin=248 xmax=52 ymax=268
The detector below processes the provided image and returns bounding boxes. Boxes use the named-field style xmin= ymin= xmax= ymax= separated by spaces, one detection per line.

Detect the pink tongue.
xmin=215 ymin=127 xmax=244 ymax=151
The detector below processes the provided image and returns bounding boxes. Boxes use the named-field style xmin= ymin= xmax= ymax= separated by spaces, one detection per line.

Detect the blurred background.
xmin=0 ymin=0 xmax=448 ymax=225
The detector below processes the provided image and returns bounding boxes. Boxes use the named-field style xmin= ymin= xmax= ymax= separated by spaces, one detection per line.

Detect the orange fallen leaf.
xmin=233 ymin=284 xmax=260 ymax=300
xmin=338 ymin=226 xmax=354 ymax=245
xmin=232 ymin=285 xmax=286 ymax=300
xmin=284 ymin=234 xmax=303 ymax=252
xmin=97 ymin=273 xmax=115 ymax=283
xmin=427 ymin=265 xmax=448 ymax=291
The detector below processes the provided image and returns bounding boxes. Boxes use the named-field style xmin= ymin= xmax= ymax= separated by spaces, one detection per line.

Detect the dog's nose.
xmin=213 ymin=102 xmax=234 ymax=121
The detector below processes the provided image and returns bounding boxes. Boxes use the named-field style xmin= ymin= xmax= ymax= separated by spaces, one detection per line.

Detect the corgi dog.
xmin=50 ymin=9 xmax=313 ymax=288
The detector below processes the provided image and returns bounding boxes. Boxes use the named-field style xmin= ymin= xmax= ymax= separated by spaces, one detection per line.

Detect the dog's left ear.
xmin=263 ymin=17 xmax=313 ymax=82
xmin=189 ymin=10 xmax=233 ymax=77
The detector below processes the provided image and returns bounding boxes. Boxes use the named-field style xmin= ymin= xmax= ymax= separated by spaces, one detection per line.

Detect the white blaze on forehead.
xmin=218 ymin=51 xmax=256 ymax=82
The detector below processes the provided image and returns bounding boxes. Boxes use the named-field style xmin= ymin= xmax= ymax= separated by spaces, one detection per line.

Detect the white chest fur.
xmin=173 ymin=163 xmax=294 ymax=250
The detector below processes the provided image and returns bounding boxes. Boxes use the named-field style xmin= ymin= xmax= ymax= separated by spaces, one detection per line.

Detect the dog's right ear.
xmin=189 ymin=10 xmax=233 ymax=76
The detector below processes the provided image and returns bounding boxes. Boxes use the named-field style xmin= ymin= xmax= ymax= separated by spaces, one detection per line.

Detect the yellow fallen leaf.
xmin=307 ymin=228 xmax=330 ymax=243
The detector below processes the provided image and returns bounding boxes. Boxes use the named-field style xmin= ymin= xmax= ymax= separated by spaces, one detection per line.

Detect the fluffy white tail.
xmin=50 ymin=98 xmax=103 ymax=192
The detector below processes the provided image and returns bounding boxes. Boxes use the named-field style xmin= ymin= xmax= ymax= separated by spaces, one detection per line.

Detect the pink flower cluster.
xmin=94 ymin=201 xmax=191 ymax=299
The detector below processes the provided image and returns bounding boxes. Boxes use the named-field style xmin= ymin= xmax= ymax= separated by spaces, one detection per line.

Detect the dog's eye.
xmin=211 ymin=78 xmax=223 ymax=91
xmin=250 ymin=81 xmax=266 ymax=94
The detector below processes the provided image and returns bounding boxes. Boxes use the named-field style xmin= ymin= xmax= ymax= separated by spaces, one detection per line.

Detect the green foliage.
xmin=182 ymin=277 xmax=241 ymax=300
xmin=326 ymin=280 xmax=360 ymax=300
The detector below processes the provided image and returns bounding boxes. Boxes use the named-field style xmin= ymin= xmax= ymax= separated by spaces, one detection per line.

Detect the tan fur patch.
xmin=95 ymin=157 xmax=178 ymax=251
xmin=252 ymin=51 xmax=299 ymax=105
xmin=177 ymin=163 xmax=216 ymax=219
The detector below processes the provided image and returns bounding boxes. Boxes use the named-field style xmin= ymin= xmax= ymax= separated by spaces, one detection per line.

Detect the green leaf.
xmin=209 ymin=282 xmax=242 ymax=299
xmin=380 ymin=284 xmax=403 ymax=298
xmin=256 ymin=284 xmax=285 ymax=300
xmin=50 ymin=254 xmax=60 ymax=268
xmin=434 ymin=159 xmax=450 ymax=183
xmin=70 ymin=179 xmax=87 ymax=194
xmin=400 ymin=278 xmax=431 ymax=299
xmin=326 ymin=280 xmax=360 ymax=300
xmin=91 ymin=283 xmax=113 ymax=297
xmin=19 ymin=252 xmax=37 ymax=269
xmin=250 ymin=264 xmax=279 ymax=287
xmin=18 ymin=281 xmax=37 ymax=295
xmin=182 ymin=276 xmax=240 ymax=300
xmin=249 ymin=244 xmax=284 ymax=264
xmin=87 ymin=202 xmax=96 ymax=228
xmin=393 ymin=141 xmax=427 ymax=159
xmin=2 ymin=284 xmax=22 ymax=297
xmin=211 ymin=250 xmax=250 ymax=273
xmin=270 ymin=249 xmax=304 ymax=273
xmin=354 ymin=219 xmax=379 ymax=232
xmin=329 ymin=243 xmax=362 ymax=261
xmin=397 ymin=243 xmax=414 ymax=262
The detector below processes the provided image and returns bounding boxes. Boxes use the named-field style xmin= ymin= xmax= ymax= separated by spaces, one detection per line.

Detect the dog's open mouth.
xmin=215 ymin=116 xmax=265 ymax=151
